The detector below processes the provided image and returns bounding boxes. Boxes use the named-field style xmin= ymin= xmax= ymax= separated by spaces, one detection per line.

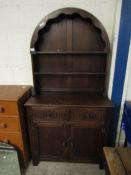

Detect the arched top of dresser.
xmin=30 ymin=7 xmax=110 ymax=52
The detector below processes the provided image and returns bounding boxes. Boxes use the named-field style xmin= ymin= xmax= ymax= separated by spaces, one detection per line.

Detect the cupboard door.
xmin=32 ymin=122 xmax=66 ymax=164
xmin=70 ymin=123 xmax=104 ymax=162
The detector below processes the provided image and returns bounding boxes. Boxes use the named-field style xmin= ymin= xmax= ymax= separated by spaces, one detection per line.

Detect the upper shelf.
xmin=33 ymin=72 xmax=106 ymax=75
xmin=31 ymin=51 xmax=108 ymax=55
xmin=30 ymin=8 xmax=110 ymax=95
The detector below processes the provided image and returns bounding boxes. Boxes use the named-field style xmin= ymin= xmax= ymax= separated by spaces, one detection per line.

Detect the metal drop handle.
xmin=63 ymin=137 xmax=72 ymax=147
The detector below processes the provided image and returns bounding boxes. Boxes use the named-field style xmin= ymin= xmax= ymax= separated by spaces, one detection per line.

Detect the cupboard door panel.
xmin=71 ymin=124 xmax=103 ymax=161
xmin=36 ymin=122 xmax=66 ymax=160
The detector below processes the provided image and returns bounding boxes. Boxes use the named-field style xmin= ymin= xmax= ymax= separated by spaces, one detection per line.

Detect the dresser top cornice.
xmin=0 ymin=85 xmax=31 ymax=101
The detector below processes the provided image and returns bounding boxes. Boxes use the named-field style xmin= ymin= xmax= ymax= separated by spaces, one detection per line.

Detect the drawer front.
xmin=0 ymin=101 xmax=18 ymax=116
xmin=31 ymin=107 xmax=68 ymax=122
xmin=0 ymin=117 xmax=20 ymax=132
xmin=72 ymin=108 xmax=106 ymax=121
xmin=0 ymin=132 xmax=22 ymax=148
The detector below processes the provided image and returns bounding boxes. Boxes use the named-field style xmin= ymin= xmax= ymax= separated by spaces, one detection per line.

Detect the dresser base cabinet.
xmin=25 ymin=93 xmax=113 ymax=166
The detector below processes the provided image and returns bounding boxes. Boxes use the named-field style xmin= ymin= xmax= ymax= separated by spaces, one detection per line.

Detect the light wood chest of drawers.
xmin=0 ymin=85 xmax=31 ymax=168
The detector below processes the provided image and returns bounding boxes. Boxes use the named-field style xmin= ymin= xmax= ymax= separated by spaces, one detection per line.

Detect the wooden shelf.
xmin=31 ymin=8 xmax=109 ymax=95
xmin=40 ymin=87 xmax=103 ymax=92
xmin=31 ymin=51 xmax=107 ymax=55
xmin=25 ymin=91 xmax=113 ymax=106
xmin=34 ymin=72 xmax=106 ymax=75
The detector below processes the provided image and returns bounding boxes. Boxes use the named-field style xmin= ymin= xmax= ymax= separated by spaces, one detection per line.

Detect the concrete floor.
xmin=23 ymin=161 xmax=105 ymax=175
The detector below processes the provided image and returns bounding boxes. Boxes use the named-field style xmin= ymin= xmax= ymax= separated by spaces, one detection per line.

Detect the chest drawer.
xmin=30 ymin=107 xmax=68 ymax=122
xmin=0 ymin=132 xmax=22 ymax=148
xmin=0 ymin=117 xmax=20 ymax=132
xmin=0 ymin=101 xmax=18 ymax=116
xmin=72 ymin=108 xmax=106 ymax=122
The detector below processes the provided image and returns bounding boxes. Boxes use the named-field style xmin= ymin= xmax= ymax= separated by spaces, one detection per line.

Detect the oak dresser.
xmin=25 ymin=8 xmax=114 ymax=166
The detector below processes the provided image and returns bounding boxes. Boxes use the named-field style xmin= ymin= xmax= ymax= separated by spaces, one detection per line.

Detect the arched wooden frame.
xmin=30 ymin=8 xmax=110 ymax=95
xmin=30 ymin=8 xmax=110 ymax=52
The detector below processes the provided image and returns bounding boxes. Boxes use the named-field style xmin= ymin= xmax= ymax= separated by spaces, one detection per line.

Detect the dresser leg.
xmin=99 ymin=155 xmax=104 ymax=169
xmin=32 ymin=156 xmax=39 ymax=166
xmin=99 ymin=162 xmax=103 ymax=169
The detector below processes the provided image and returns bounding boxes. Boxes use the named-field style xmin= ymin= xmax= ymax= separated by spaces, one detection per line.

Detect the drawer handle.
xmin=102 ymin=128 xmax=105 ymax=134
xmin=0 ymin=123 xmax=7 ymax=128
xmin=49 ymin=113 xmax=52 ymax=118
xmin=85 ymin=113 xmax=90 ymax=119
xmin=0 ymin=106 xmax=4 ymax=113
xmin=90 ymin=113 xmax=96 ymax=119
xmin=63 ymin=137 xmax=72 ymax=147
xmin=84 ymin=113 xmax=96 ymax=119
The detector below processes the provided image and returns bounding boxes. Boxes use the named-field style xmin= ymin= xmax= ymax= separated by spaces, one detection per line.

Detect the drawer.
xmin=72 ymin=108 xmax=106 ymax=121
xmin=0 ymin=101 xmax=18 ymax=116
xmin=0 ymin=117 xmax=20 ymax=132
xmin=31 ymin=107 xmax=68 ymax=122
xmin=0 ymin=132 xmax=22 ymax=149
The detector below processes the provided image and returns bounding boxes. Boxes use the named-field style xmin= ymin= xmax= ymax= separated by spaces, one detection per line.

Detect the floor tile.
xmin=23 ymin=161 xmax=105 ymax=175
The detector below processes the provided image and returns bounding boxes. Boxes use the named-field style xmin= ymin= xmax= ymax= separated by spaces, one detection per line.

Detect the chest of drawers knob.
xmin=0 ymin=106 xmax=4 ymax=113
xmin=0 ymin=123 xmax=7 ymax=128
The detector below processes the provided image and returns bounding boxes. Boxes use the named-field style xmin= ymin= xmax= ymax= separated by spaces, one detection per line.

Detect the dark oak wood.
xmin=25 ymin=8 xmax=114 ymax=166
xmin=70 ymin=123 xmax=102 ymax=161
xmin=30 ymin=8 xmax=110 ymax=95
xmin=31 ymin=51 xmax=108 ymax=54
xmin=25 ymin=93 xmax=113 ymax=166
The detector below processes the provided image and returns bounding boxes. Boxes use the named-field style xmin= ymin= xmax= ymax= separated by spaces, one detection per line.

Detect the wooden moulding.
xmin=30 ymin=8 xmax=110 ymax=95
xmin=30 ymin=8 xmax=110 ymax=52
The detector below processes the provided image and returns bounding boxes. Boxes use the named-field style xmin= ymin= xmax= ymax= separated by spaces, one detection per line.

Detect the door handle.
xmin=63 ymin=137 xmax=72 ymax=147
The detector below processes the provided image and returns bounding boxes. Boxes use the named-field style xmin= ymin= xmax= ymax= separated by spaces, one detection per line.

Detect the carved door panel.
xmin=36 ymin=122 xmax=66 ymax=160
xmin=70 ymin=123 xmax=104 ymax=162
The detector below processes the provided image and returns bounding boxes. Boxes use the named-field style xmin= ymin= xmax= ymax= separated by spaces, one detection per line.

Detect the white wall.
xmin=0 ymin=0 xmax=121 ymax=91
xmin=125 ymin=41 xmax=131 ymax=100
